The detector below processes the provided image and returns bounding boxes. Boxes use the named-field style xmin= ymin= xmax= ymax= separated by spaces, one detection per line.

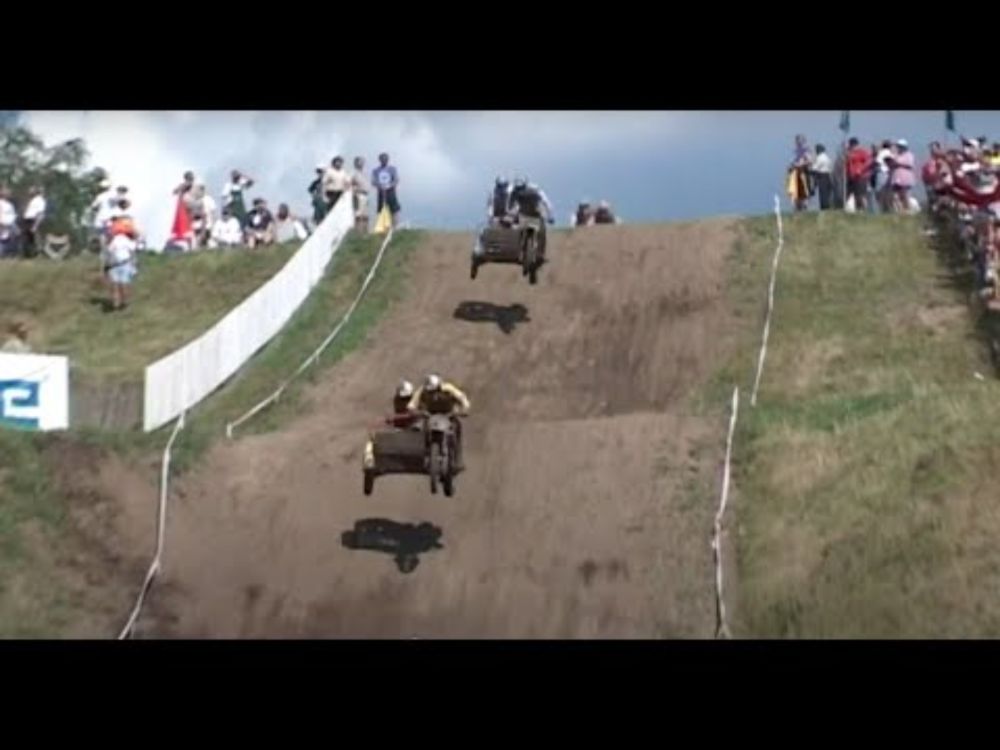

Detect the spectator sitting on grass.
xmin=104 ymin=217 xmax=138 ymax=312
xmin=273 ymin=203 xmax=309 ymax=244
xmin=1 ymin=320 xmax=31 ymax=353
xmin=246 ymin=198 xmax=275 ymax=248
xmin=210 ymin=205 xmax=244 ymax=247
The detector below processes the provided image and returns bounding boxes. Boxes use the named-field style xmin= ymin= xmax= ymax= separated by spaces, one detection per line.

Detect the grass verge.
xmin=710 ymin=211 xmax=1000 ymax=637
xmin=0 ymin=244 xmax=301 ymax=381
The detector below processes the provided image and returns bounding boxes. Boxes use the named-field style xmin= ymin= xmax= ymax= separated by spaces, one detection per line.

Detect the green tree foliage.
xmin=0 ymin=125 xmax=107 ymax=242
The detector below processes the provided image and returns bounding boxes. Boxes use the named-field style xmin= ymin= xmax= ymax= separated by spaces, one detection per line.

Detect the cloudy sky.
xmin=18 ymin=111 xmax=1000 ymax=247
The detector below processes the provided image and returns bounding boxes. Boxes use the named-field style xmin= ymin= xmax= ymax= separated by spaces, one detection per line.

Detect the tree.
xmin=0 ymin=124 xmax=107 ymax=245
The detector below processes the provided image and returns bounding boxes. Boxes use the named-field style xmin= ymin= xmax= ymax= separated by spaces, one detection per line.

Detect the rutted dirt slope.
xmin=140 ymin=221 xmax=738 ymax=638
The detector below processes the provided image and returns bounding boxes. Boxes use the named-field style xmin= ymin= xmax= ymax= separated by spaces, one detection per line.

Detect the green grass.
xmin=712 ymin=211 xmax=1000 ymax=637
xmin=0 ymin=229 xmax=424 ymax=635
xmin=0 ymin=243 xmax=301 ymax=381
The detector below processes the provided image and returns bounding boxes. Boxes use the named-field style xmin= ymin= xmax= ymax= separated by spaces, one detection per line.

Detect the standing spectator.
xmin=787 ymin=135 xmax=813 ymax=212
xmin=890 ymin=139 xmax=916 ymax=213
xmin=308 ymin=163 xmax=327 ymax=226
xmin=845 ymin=139 xmax=873 ymax=213
xmin=922 ymin=142 xmax=947 ymax=212
xmin=372 ymin=152 xmax=401 ymax=228
xmin=90 ymin=178 xmax=116 ymax=239
xmin=20 ymin=185 xmax=46 ymax=257
xmin=104 ymin=217 xmax=138 ymax=311
xmin=174 ymin=171 xmax=196 ymax=201
xmin=0 ymin=185 xmax=18 ymax=258
xmin=273 ymin=203 xmax=309 ymax=243
xmin=323 ymin=156 xmax=351 ymax=212
xmin=222 ymin=169 xmax=254 ymax=228
xmin=352 ymin=156 xmax=371 ymax=233
xmin=246 ymin=198 xmax=275 ymax=248
xmin=811 ymin=144 xmax=834 ymax=211
xmin=210 ymin=206 xmax=244 ymax=247
xmin=190 ymin=183 xmax=216 ymax=248
xmin=874 ymin=140 xmax=894 ymax=212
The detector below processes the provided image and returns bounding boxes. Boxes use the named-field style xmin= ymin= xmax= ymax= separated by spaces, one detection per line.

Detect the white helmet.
xmin=396 ymin=379 xmax=414 ymax=398
xmin=513 ymin=176 xmax=527 ymax=189
xmin=424 ymin=374 xmax=442 ymax=392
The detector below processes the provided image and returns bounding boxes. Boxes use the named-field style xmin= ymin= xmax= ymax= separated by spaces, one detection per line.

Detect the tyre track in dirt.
xmin=140 ymin=220 xmax=738 ymax=638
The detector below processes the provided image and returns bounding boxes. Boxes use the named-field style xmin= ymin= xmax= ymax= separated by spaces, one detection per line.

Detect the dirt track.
xmin=140 ymin=222 xmax=737 ymax=638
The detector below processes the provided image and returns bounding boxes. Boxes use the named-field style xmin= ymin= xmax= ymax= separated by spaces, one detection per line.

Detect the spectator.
xmin=372 ymin=152 xmax=401 ymax=228
xmin=323 ymin=156 xmax=351 ymax=212
xmin=990 ymin=144 xmax=1000 ymax=169
xmin=90 ymin=178 xmax=116 ymax=240
xmin=246 ymin=198 xmax=275 ymax=248
xmin=787 ymin=135 xmax=813 ymax=212
xmin=922 ymin=142 xmax=947 ymax=213
xmin=20 ymin=185 xmax=46 ymax=257
xmin=352 ymin=156 xmax=371 ymax=233
xmin=845 ymin=138 xmax=873 ymax=212
xmin=210 ymin=205 xmax=244 ymax=247
xmin=811 ymin=144 xmax=834 ymax=211
xmin=890 ymin=139 xmax=917 ymax=213
xmin=174 ymin=171 xmax=196 ymax=200
xmin=875 ymin=140 xmax=894 ymax=212
xmin=190 ymin=183 xmax=216 ymax=248
xmin=593 ymin=200 xmax=619 ymax=224
xmin=222 ymin=169 xmax=254 ymax=228
xmin=1 ymin=320 xmax=31 ymax=353
xmin=0 ymin=185 xmax=18 ymax=258
xmin=104 ymin=217 xmax=138 ymax=311
xmin=273 ymin=203 xmax=309 ymax=244
xmin=308 ymin=163 xmax=327 ymax=226
xmin=108 ymin=185 xmax=130 ymax=221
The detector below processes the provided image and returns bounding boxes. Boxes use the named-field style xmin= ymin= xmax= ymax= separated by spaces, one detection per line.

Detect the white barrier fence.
xmin=0 ymin=353 xmax=69 ymax=431
xmin=227 ymin=228 xmax=395 ymax=437
xmin=142 ymin=193 xmax=355 ymax=432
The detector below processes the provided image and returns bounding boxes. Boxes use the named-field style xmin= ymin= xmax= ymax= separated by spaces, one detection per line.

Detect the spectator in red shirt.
xmin=846 ymin=137 xmax=873 ymax=212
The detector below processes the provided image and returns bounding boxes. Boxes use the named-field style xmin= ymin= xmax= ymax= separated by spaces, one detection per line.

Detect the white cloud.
xmin=21 ymin=111 xmax=691 ymax=243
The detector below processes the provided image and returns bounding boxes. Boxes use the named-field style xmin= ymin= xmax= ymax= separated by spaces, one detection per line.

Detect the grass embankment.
xmin=710 ymin=211 xmax=1000 ymax=637
xmin=1 ymin=244 xmax=301 ymax=382
xmin=0 ymin=230 xmax=422 ymax=636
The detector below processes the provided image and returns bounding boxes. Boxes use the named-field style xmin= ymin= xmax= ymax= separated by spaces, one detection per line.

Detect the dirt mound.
xmin=142 ymin=221 xmax=738 ymax=638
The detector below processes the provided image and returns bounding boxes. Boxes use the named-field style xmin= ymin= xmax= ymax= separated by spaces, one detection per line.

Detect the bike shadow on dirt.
xmin=453 ymin=301 xmax=530 ymax=334
xmin=341 ymin=518 xmax=444 ymax=574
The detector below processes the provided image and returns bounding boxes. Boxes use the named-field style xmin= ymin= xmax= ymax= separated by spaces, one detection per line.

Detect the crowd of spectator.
xmin=787 ymin=134 xmax=921 ymax=214
xmin=787 ymin=131 xmax=1000 ymax=305
xmin=922 ymin=136 xmax=1000 ymax=304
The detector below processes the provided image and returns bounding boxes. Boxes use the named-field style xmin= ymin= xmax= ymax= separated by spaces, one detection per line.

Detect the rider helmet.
xmin=513 ymin=176 xmax=527 ymax=190
xmin=396 ymin=379 xmax=414 ymax=398
xmin=496 ymin=175 xmax=509 ymax=187
xmin=424 ymin=374 xmax=442 ymax=392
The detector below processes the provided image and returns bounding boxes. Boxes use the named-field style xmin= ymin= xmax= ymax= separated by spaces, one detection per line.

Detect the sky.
xmin=16 ymin=111 xmax=1000 ymax=247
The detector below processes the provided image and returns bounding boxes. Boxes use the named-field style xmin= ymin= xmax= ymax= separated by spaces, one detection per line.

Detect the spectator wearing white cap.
xmin=890 ymin=139 xmax=916 ymax=213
